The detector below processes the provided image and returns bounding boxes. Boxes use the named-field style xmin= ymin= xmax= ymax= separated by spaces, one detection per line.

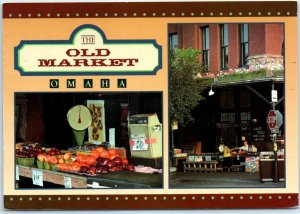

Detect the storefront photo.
xmin=15 ymin=92 xmax=163 ymax=189
xmin=168 ymin=23 xmax=285 ymax=188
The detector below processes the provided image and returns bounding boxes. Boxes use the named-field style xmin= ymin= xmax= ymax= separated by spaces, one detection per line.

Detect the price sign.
xmin=32 ymin=169 xmax=43 ymax=186
xmin=16 ymin=165 xmax=19 ymax=181
xmin=64 ymin=177 xmax=72 ymax=188
xmin=131 ymin=134 xmax=148 ymax=151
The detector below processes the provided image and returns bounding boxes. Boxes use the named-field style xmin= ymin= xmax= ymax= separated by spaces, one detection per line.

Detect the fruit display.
xmin=16 ymin=143 xmax=136 ymax=177
xmin=57 ymin=147 xmax=135 ymax=176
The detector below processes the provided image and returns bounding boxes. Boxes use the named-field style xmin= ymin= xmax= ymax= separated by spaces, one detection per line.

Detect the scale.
xmin=67 ymin=105 xmax=92 ymax=147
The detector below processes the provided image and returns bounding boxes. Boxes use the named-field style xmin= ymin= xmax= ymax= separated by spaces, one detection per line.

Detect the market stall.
xmin=15 ymin=93 xmax=163 ymax=189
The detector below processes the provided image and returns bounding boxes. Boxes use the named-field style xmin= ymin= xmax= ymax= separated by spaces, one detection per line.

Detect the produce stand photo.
xmin=15 ymin=92 xmax=163 ymax=189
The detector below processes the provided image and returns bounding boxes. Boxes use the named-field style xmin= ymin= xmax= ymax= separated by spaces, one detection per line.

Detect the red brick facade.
xmin=169 ymin=23 xmax=284 ymax=74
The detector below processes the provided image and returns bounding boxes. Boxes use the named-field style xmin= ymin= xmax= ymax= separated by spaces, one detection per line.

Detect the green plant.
xmin=169 ymin=48 xmax=205 ymax=127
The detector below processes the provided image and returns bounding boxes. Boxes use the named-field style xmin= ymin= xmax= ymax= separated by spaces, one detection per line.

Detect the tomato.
xmin=95 ymin=147 xmax=105 ymax=153
xmin=108 ymin=148 xmax=117 ymax=155
xmin=72 ymin=164 xmax=81 ymax=173
xmin=109 ymin=154 xmax=120 ymax=160
xmin=122 ymin=159 xmax=129 ymax=165
xmin=90 ymin=150 xmax=100 ymax=158
xmin=99 ymin=150 xmax=110 ymax=159
xmin=86 ymin=156 xmax=97 ymax=166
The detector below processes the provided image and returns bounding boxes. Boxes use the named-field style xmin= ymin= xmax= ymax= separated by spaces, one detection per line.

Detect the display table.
xmin=183 ymin=161 xmax=220 ymax=173
xmin=16 ymin=165 xmax=162 ymax=188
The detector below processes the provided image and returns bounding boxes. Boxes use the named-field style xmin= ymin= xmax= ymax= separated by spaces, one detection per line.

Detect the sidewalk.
xmin=170 ymin=172 xmax=285 ymax=188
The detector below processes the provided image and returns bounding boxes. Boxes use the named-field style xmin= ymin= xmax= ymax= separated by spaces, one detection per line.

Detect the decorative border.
xmin=14 ymin=24 xmax=162 ymax=76
xmin=3 ymin=2 xmax=297 ymax=18
xmin=4 ymin=194 xmax=298 ymax=209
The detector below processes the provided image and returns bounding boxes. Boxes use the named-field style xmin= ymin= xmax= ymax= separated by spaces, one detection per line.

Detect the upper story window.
xmin=240 ymin=24 xmax=249 ymax=67
xmin=220 ymin=24 xmax=229 ymax=70
xmin=169 ymin=33 xmax=178 ymax=49
xmin=201 ymin=26 xmax=210 ymax=71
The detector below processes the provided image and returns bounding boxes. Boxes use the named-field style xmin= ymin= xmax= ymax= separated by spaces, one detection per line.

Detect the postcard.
xmin=2 ymin=1 xmax=298 ymax=210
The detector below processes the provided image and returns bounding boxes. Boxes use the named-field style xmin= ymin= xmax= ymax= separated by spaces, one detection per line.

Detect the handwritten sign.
xmin=64 ymin=177 xmax=72 ymax=188
xmin=16 ymin=165 xmax=19 ymax=181
xmin=109 ymin=128 xmax=115 ymax=148
xmin=131 ymin=134 xmax=148 ymax=151
xmin=32 ymin=169 xmax=43 ymax=186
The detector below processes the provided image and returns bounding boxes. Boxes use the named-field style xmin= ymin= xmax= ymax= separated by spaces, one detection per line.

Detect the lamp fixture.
xmin=208 ymin=84 xmax=214 ymax=96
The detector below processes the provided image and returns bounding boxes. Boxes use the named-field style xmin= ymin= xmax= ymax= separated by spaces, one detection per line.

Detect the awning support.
xmin=244 ymin=85 xmax=272 ymax=106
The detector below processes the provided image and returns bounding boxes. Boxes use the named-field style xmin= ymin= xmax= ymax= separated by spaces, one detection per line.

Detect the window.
xmin=240 ymin=24 xmax=249 ymax=66
xmin=169 ymin=33 xmax=178 ymax=49
xmin=220 ymin=24 xmax=229 ymax=70
xmin=201 ymin=26 xmax=209 ymax=71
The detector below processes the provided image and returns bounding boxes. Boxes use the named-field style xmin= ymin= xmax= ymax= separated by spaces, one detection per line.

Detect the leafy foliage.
xmin=169 ymin=48 xmax=205 ymax=127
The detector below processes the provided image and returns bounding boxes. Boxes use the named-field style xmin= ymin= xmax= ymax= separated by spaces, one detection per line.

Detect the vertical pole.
xmin=272 ymin=82 xmax=278 ymax=182
xmin=171 ymin=128 xmax=175 ymax=167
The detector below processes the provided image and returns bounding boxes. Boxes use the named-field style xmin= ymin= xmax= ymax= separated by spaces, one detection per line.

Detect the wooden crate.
xmin=183 ymin=161 xmax=221 ymax=173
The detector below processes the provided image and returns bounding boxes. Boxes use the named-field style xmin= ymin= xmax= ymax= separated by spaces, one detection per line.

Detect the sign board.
xmin=32 ymin=170 xmax=43 ymax=187
xmin=272 ymin=90 xmax=278 ymax=102
xmin=64 ymin=177 xmax=72 ymax=189
xmin=109 ymin=128 xmax=115 ymax=148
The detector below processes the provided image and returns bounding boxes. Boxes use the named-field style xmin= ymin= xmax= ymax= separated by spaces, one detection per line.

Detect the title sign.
xmin=14 ymin=24 xmax=162 ymax=75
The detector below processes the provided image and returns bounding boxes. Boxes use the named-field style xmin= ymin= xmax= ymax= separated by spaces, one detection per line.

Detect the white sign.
xmin=15 ymin=25 xmax=161 ymax=75
xmin=131 ymin=134 xmax=148 ymax=151
xmin=64 ymin=177 xmax=72 ymax=189
xmin=16 ymin=165 xmax=19 ymax=181
xmin=272 ymin=90 xmax=278 ymax=102
xmin=32 ymin=170 xmax=43 ymax=187
xmin=109 ymin=128 xmax=115 ymax=148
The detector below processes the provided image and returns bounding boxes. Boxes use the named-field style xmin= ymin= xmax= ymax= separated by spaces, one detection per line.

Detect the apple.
xmin=95 ymin=166 xmax=103 ymax=174
xmin=116 ymin=164 xmax=124 ymax=171
xmin=107 ymin=160 xmax=115 ymax=168
xmin=87 ymin=166 xmax=96 ymax=175
xmin=58 ymin=158 xmax=64 ymax=164
xmin=79 ymin=165 xmax=89 ymax=173
xmin=37 ymin=154 xmax=45 ymax=162
xmin=126 ymin=164 xmax=135 ymax=171
xmin=109 ymin=166 xmax=118 ymax=172
xmin=63 ymin=152 xmax=72 ymax=161
xmin=101 ymin=166 xmax=109 ymax=174
xmin=113 ymin=157 xmax=123 ymax=164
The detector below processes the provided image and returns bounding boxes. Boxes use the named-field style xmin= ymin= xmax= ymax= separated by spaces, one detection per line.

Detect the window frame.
xmin=169 ymin=33 xmax=178 ymax=49
xmin=220 ymin=24 xmax=229 ymax=70
xmin=239 ymin=24 xmax=249 ymax=67
xmin=201 ymin=26 xmax=210 ymax=71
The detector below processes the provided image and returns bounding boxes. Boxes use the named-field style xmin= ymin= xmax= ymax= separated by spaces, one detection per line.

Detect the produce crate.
xmin=44 ymin=162 xmax=51 ymax=170
xmin=17 ymin=157 xmax=35 ymax=166
xmin=183 ymin=161 xmax=221 ymax=173
xmin=37 ymin=160 xmax=44 ymax=169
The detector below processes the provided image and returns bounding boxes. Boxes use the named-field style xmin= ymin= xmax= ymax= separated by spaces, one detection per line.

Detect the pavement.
xmin=169 ymin=172 xmax=285 ymax=188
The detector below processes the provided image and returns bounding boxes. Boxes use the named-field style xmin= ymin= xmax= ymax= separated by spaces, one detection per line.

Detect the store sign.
xmin=32 ymin=170 xmax=43 ymax=187
xmin=16 ymin=165 xmax=19 ymax=181
xmin=15 ymin=24 xmax=162 ymax=75
xmin=131 ymin=134 xmax=148 ymax=151
xmin=64 ymin=177 xmax=72 ymax=188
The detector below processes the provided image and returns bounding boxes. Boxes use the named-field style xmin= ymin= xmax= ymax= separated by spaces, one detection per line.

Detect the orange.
xmin=99 ymin=150 xmax=110 ymax=159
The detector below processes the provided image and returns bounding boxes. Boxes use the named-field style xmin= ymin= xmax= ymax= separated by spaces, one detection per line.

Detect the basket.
xmin=37 ymin=160 xmax=44 ymax=169
xmin=51 ymin=164 xmax=57 ymax=171
xmin=44 ymin=162 xmax=51 ymax=170
xmin=17 ymin=157 xmax=35 ymax=166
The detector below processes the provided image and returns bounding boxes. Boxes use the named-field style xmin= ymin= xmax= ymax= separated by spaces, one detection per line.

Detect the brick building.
xmin=169 ymin=23 xmax=284 ymax=152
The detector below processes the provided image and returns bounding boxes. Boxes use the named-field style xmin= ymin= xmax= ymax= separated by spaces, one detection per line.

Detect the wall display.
xmin=2 ymin=0 xmax=298 ymax=210
xmin=87 ymin=100 xmax=106 ymax=143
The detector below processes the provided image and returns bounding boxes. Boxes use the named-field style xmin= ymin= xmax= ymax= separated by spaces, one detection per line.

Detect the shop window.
xmin=201 ymin=26 xmax=209 ymax=71
xmin=169 ymin=33 xmax=178 ymax=49
xmin=220 ymin=24 xmax=229 ymax=70
xmin=240 ymin=24 xmax=249 ymax=67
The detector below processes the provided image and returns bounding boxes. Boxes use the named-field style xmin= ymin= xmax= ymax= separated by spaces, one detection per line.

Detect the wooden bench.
xmin=183 ymin=161 xmax=220 ymax=173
